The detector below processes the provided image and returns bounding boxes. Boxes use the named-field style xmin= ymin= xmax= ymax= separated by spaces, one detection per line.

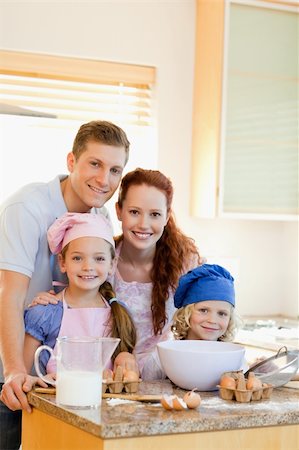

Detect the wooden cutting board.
xmin=34 ymin=387 xmax=162 ymax=402
xmin=102 ymin=392 xmax=162 ymax=402
xmin=34 ymin=387 xmax=56 ymax=394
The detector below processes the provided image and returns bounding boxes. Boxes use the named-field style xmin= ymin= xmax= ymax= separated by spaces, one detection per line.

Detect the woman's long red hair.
xmin=115 ymin=168 xmax=201 ymax=335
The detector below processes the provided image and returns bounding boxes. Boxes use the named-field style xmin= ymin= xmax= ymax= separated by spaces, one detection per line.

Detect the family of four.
xmin=0 ymin=120 xmax=239 ymax=450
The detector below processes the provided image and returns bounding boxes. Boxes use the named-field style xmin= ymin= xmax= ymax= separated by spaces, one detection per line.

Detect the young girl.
xmin=23 ymin=212 xmax=137 ymax=377
xmin=171 ymin=264 xmax=239 ymax=342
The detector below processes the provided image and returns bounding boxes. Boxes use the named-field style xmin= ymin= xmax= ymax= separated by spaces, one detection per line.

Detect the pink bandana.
xmin=47 ymin=212 xmax=115 ymax=254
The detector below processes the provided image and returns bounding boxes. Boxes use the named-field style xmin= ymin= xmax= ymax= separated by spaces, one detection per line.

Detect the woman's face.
xmin=187 ymin=300 xmax=231 ymax=341
xmin=116 ymin=184 xmax=169 ymax=251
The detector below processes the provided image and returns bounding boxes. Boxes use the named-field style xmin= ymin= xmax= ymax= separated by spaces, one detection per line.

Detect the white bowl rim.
xmin=157 ymin=340 xmax=245 ymax=354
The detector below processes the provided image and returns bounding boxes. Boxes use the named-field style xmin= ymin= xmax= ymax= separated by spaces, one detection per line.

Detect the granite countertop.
xmin=27 ymin=380 xmax=299 ymax=439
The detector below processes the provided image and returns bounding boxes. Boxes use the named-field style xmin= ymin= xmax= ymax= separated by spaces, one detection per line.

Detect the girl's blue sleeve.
xmin=24 ymin=303 xmax=63 ymax=345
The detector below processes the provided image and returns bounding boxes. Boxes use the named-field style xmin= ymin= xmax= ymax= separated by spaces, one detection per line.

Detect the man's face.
xmin=66 ymin=141 xmax=127 ymax=212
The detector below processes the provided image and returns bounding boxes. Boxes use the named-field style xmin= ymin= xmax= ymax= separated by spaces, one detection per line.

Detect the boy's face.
xmin=187 ymin=300 xmax=231 ymax=341
xmin=66 ymin=141 xmax=127 ymax=212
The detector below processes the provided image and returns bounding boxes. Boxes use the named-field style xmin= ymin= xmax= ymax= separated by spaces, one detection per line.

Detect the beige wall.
xmin=0 ymin=0 xmax=297 ymax=317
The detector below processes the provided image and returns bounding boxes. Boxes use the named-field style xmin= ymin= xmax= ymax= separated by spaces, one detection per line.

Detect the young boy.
xmin=142 ymin=264 xmax=240 ymax=381
xmin=172 ymin=264 xmax=238 ymax=342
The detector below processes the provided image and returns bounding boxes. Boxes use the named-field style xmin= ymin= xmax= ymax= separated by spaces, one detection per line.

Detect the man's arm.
xmin=23 ymin=334 xmax=41 ymax=374
xmin=0 ymin=270 xmax=38 ymax=411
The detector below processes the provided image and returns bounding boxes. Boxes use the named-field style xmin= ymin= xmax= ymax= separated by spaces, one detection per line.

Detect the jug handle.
xmin=34 ymin=345 xmax=56 ymax=386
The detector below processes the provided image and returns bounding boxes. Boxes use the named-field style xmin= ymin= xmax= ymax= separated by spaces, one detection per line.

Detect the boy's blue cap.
xmin=174 ymin=264 xmax=235 ymax=308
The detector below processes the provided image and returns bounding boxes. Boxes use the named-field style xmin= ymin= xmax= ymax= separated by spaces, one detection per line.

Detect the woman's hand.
xmin=28 ymin=290 xmax=61 ymax=307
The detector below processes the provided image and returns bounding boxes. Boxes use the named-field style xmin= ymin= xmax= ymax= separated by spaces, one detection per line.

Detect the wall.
xmin=0 ymin=0 xmax=297 ymax=318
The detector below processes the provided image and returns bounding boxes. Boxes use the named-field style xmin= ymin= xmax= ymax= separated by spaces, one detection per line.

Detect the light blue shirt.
xmin=24 ymin=302 xmax=64 ymax=374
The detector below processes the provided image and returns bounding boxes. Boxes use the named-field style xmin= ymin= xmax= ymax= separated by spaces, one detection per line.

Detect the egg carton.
xmin=102 ymin=366 xmax=141 ymax=394
xmin=217 ymin=370 xmax=274 ymax=403
xmin=102 ymin=379 xmax=141 ymax=394
xmin=217 ymin=383 xmax=273 ymax=402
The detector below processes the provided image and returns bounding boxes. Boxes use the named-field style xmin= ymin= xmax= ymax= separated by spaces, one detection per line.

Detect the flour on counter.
xmin=202 ymin=396 xmax=292 ymax=411
xmin=106 ymin=398 xmax=137 ymax=406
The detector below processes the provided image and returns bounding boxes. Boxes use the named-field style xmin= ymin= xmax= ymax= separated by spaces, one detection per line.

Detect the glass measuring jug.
xmin=34 ymin=336 xmax=120 ymax=409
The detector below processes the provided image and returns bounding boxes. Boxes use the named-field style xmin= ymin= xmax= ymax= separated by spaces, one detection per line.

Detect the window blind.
xmin=221 ymin=2 xmax=298 ymax=217
xmin=0 ymin=50 xmax=155 ymax=126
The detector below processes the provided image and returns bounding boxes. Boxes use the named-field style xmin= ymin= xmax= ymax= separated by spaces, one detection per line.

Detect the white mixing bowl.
xmin=157 ymin=340 xmax=245 ymax=391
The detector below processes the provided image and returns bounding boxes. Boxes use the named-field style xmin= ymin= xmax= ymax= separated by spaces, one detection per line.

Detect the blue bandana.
xmin=174 ymin=264 xmax=235 ymax=308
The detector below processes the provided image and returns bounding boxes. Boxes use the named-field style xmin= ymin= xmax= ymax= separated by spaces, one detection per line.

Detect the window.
xmin=0 ymin=50 xmax=157 ymax=231
xmin=220 ymin=1 xmax=298 ymax=218
xmin=191 ymin=0 xmax=298 ymax=220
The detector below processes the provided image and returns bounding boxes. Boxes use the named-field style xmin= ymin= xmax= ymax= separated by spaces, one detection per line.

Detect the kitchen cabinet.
xmin=22 ymin=380 xmax=299 ymax=450
xmin=191 ymin=0 xmax=298 ymax=219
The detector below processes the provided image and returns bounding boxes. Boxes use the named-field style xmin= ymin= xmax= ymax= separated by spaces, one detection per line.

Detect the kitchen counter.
xmin=235 ymin=315 xmax=299 ymax=353
xmin=22 ymin=380 xmax=299 ymax=450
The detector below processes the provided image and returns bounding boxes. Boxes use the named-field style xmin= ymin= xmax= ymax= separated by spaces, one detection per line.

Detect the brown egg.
xmin=103 ymin=368 xmax=114 ymax=383
xmin=236 ymin=373 xmax=246 ymax=391
xmin=246 ymin=372 xmax=262 ymax=390
xmin=172 ymin=396 xmax=187 ymax=411
xmin=220 ymin=375 xmax=236 ymax=389
xmin=161 ymin=394 xmax=174 ymax=410
xmin=183 ymin=390 xmax=201 ymax=409
xmin=161 ymin=395 xmax=187 ymax=411
xmin=123 ymin=369 xmax=139 ymax=382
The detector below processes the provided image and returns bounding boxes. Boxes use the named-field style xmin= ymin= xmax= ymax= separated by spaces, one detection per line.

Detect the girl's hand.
xmin=42 ymin=372 xmax=57 ymax=385
xmin=28 ymin=290 xmax=60 ymax=307
xmin=113 ymin=352 xmax=139 ymax=375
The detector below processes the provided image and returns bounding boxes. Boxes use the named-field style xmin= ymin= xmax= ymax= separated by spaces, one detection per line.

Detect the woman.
xmin=109 ymin=168 xmax=201 ymax=378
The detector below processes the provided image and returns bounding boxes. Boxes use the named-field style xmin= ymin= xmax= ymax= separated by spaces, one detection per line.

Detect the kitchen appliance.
xmin=244 ymin=346 xmax=299 ymax=387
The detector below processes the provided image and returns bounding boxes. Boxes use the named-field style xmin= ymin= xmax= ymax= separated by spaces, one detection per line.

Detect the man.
xmin=0 ymin=120 xmax=130 ymax=450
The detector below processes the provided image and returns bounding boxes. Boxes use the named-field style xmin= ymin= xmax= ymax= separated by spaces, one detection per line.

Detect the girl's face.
xmin=59 ymin=236 xmax=113 ymax=291
xmin=187 ymin=300 xmax=231 ymax=341
xmin=116 ymin=184 xmax=169 ymax=251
